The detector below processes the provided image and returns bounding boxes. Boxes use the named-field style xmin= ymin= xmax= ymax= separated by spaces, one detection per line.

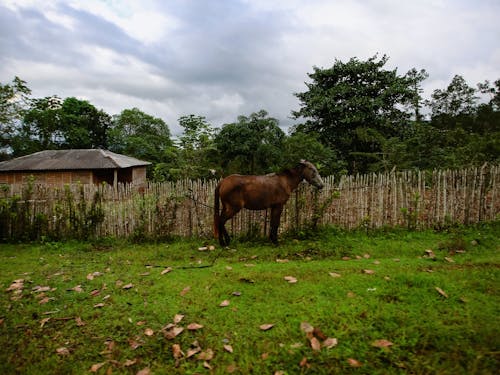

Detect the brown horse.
xmin=214 ymin=160 xmax=324 ymax=246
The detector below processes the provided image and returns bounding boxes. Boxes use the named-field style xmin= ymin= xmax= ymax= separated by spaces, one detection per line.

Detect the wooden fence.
xmin=1 ymin=165 xmax=498 ymax=241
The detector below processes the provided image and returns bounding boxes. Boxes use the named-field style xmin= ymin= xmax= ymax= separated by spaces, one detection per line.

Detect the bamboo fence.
xmin=1 ymin=164 xmax=499 ymax=241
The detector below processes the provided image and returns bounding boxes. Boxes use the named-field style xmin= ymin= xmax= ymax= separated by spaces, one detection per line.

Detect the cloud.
xmin=1 ymin=0 xmax=499 ymax=135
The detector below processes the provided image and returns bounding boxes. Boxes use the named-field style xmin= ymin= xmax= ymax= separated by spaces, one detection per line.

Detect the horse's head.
xmin=299 ymin=160 xmax=324 ymax=189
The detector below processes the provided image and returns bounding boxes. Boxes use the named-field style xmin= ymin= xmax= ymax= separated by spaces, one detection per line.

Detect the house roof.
xmin=0 ymin=149 xmax=151 ymax=171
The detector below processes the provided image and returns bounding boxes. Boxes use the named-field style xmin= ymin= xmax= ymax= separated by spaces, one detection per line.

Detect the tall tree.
xmin=293 ymin=55 xmax=414 ymax=173
xmin=0 ymin=77 xmax=32 ymax=158
xmin=214 ymin=110 xmax=285 ymax=175
xmin=428 ymin=75 xmax=478 ymax=120
xmin=108 ymin=108 xmax=174 ymax=172
xmin=406 ymin=68 xmax=429 ymax=122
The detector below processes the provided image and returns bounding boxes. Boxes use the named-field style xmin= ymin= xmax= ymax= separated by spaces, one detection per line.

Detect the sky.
xmin=1 ymin=0 xmax=499 ymax=136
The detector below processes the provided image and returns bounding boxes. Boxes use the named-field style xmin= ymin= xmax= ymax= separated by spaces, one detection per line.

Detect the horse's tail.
xmin=213 ymin=182 xmax=221 ymax=239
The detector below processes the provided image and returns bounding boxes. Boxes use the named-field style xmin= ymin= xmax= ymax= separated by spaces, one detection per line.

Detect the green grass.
xmin=1 ymin=223 xmax=499 ymax=374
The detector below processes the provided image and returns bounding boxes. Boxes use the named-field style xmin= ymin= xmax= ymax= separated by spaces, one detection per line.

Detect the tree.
xmin=173 ymin=115 xmax=217 ymax=180
xmin=406 ymin=68 xmax=429 ymax=122
xmin=59 ymin=97 xmax=110 ymax=149
xmin=108 ymin=108 xmax=174 ymax=177
xmin=293 ymin=55 xmax=415 ymax=173
xmin=0 ymin=77 xmax=31 ymax=158
xmin=428 ymin=75 xmax=478 ymax=121
xmin=214 ymin=110 xmax=285 ymax=175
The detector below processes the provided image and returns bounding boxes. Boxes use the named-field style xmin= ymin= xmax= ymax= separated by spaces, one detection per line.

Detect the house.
xmin=0 ymin=149 xmax=151 ymax=187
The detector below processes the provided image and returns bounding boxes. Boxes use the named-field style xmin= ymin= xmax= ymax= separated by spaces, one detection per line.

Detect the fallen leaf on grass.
xmin=197 ymin=348 xmax=214 ymax=361
xmin=128 ymin=337 xmax=143 ymax=350
xmin=180 ymin=286 xmax=191 ymax=296
xmin=259 ymin=323 xmax=274 ymax=331
xmin=299 ymin=357 xmax=309 ymax=368
xmin=372 ymin=339 xmax=394 ymax=348
xmin=71 ymin=285 xmax=83 ymax=293
xmin=203 ymin=361 xmax=212 ymax=369
xmin=136 ymin=368 xmax=151 ymax=375
xmin=362 ymin=269 xmax=375 ymax=274
xmin=174 ymin=314 xmax=184 ymax=324
xmin=300 ymin=321 xmax=314 ymax=334
xmin=323 ymin=337 xmax=338 ymax=349
xmin=33 ymin=286 xmax=51 ymax=293
xmin=219 ymin=299 xmax=230 ymax=307
xmin=187 ymin=323 xmax=203 ymax=331
xmin=284 ymin=276 xmax=298 ymax=284
xmin=90 ymin=363 xmax=105 ymax=372
xmin=172 ymin=344 xmax=184 ymax=359
xmin=444 ymin=256 xmax=455 ymax=263
xmin=56 ymin=347 xmax=70 ymax=356
xmin=310 ymin=337 xmax=321 ymax=351
xmin=232 ymin=291 xmax=242 ymax=296
xmin=122 ymin=283 xmax=134 ymax=290
xmin=40 ymin=317 xmax=51 ymax=328
xmin=123 ymin=359 xmax=137 ymax=367
xmin=347 ymin=358 xmax=362 ymax=367
xmin=6 ymin=279 xmax=24 ymax=292
xmin=435 ymin=287 xmax=448 ymax=298
xmin=161 ymin=267 xmax=172 ymax=275
xmin=93 ymin=303 xmax=105 ymax=308
xmin=144 ymin=328 xmax=154 ymax=336
xmin=224 ymin=344 xmax=233 ymax=353
xmin=164 ymin=326 xmax=184 ymax=339
xmin=75 ymin=317 xmax=85 ymax=327
xmin=186 ymin=347 xmax=201 ymax=358
xmin=329 ymin=272 xmax=341 ymax=278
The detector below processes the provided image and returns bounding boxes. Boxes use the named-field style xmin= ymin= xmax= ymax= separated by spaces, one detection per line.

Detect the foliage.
xmin=293 ymin=55 xmax=414 ymax=173
xmin=0 ymin=225 xmax=499 ymax=374
xmin=1 ymin=61 xmax=499 ymax=178
xmin=0 ymin=76 xmax=32 ymax=159
xmin=214 ymin=110 xmax=285 ymax=175
xmin=108 ymin=108 xmax=174 ymax=178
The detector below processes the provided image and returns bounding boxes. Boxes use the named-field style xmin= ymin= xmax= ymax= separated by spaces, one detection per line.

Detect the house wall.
xmin=0 ymin=167 xmax=148 ymax=186
xmin=0 ymin=171 xmax=93 ymax=185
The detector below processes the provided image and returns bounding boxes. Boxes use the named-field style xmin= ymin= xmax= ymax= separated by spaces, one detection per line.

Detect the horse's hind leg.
xmin=219 ymin=205 xmax=239 ymax=246
xmin=270 ymin=205 xmax=284 ymax=245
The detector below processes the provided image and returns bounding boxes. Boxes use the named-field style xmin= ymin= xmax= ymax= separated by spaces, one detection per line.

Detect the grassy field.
xmin=1 ymin=224 xmax=499 ymax=374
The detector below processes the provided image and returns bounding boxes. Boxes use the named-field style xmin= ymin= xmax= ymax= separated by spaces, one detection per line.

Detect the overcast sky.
xmin=1 ymin=0 xmax=499 ymax=135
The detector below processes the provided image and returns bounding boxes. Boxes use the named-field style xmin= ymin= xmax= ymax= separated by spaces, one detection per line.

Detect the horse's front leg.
xmin=270 ymin=205 xmax=284 ymax=245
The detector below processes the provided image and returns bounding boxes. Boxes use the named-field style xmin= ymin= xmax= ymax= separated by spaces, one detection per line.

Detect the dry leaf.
xmin=33 ymin=286 xmax=51 ymax=293
xmin=136 ymin=320 xmax=146 ymax=326
xmin=232 ymin=291 xmax=242 ymax=296
xmin=71 ymin=285 xmax=83 ymax=293
xmin=75 ymin=317 xmax=86 ymax=327
xmin=122 ymin=283 xmax=134 ymax=290
xmin=323 ymin=337 xmax=338 ymax=349
xmin=347 ymin=358 xmax=362 ymax=367
xmin=186 ymin=347 xmax=201 ymax=358
xmin=219 ymin=299 xmax=230 ymax=307
xmin=56 ymin=347 xmax=70 ymax=356
xmin=123 ymin=359 xmax=137 ymax=367
xmin=136 ymin=368 xmax=151 ymax=375
xmin=172 ymin=344 xmax=184 ymax=359
xmin=164 ymin=326 xmax=184 ymax=339
xmin=161 ymin=267 xmax=172 ymax=275
xmin=40 ymin=317 xmax=51 ymax=328
xmin=329 ymin=272 xmax=341 ymax=278
xmin=173 ymin=314 xmax=184 ymax=324
xmin=128 ymin=337 xmax=143 ymax=350
xmin=372 ymin=339 xmax=394 ymax=348
xmin=435 ymin=287 xmax=448 ymax=298
xmin=90 ymin=363 xmax=105 ymax=372
xmin=300 ymin=321 xmax=314 ymax=333
xmin=284 ymin=276 xmax=298 ymax=283
xmin=144 ymin=328 xmax=154 ymax=336
xmin=276 ymin=258 xmax=289 ymax=263
xmin=203 ymin=361 xmax=212 ymax=370
xmin=299 ymin=357 xmax=308 ymax=367
xmin=226 ymin=364 xmax=238 ymax=373
xmin=224 ymin=344 xmax=233 ymax=353
xmin=259 ymin=323 xmax=274 ymax=331
xmin=310 ymin=337 xmax=321 ymax=351
xmin=94 ymin=303 xmax=105 ymax=308
xmin=362 ymin=269 xmax=375 ymax=274
xmin=187 ymin=323 xmax=203 ymax=330
xmin=90 ymin=289 xmax=100 ymax=297
xmin=444 ymin=256 xmax=455 ymax=263
xmin=6 ymin=279 xmax=24 ymax=291
xmin=197 ymin=348 xmax=214 ymax=361
xmin=180 ymin=286 xmax=191 ymax=296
